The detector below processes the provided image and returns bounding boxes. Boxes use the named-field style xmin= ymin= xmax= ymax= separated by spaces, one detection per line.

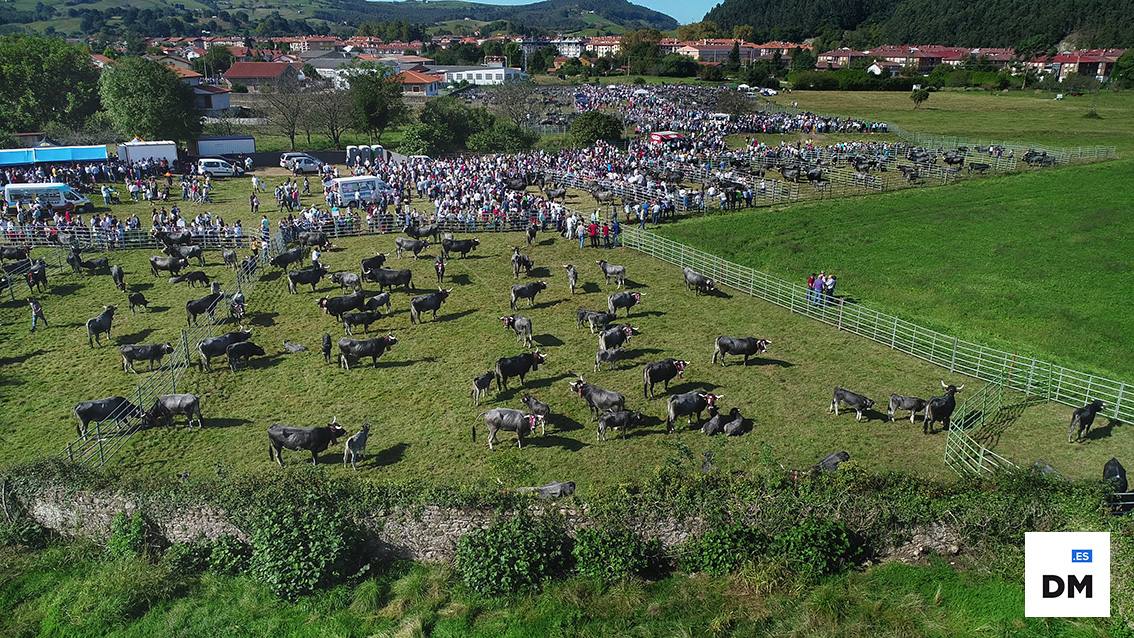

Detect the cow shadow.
xmin=619 ymin=347 xmax=663 ymax=361
xmin=246 ymin=354 xmax=285 ymax=370
xmin=370 ymin=442 xmax=409 ymax=467
xmin=667 ymin=381 xmax=721 ymax=395
xmin=581 ymin=282 xmax=602 ymax=294
xmin=147 ymin=305 xmax=171 ymax=313
xmin=0 ymin=349 xmax=46 ymax=366
xmin=529 ymin=267 xmax=551 ymax=278
xmin=435 ymin=309 xmax=476 ymax=323
xmin=1085 ymin=419 xmax=1121 ymax=442
xmin=116 ymin=328 xmax=156 ymax=345
xmin=130 ymin=283 xmax=154 ymax=291
xmin=206 ymin=417 xmax=252 ymax=429
xmin=249 ymin=311 xmax=278 ymax=327
xmin=546 ymin=414 xmax=584 ymax=433
xmin=533 ymin=334 xmax=564 ymax=347
xmin=538 ymin=238 xmax=555 ymax=246
xmin=450 ymin=274 xmax=472 ymax=286
xmin=529 ymin=434 xmax=586 ymax=451
xmin=618 ymin=415 xmax=669 ymax=440
xmin=705 ymin=288 xmax=733 ymax=300
xmin=746 ymin=357 xmax=794 ymax=368
xmin=531 ymin=299 xmax=562 ymax=311
xmin=52 ymin=283 xmax=83 ymax=295
xmin=260 ymin=270 xmax=282 ymax=282
xmin=634 ymin=310 xmax=666 ymax=318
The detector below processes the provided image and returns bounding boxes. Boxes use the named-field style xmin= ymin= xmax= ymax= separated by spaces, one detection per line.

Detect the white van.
xmin=197 ymin=158 xmax=242 ymax=177
xmin=3 ymin=183 xmax=93 ymax=214
xmin=331 ymin=176 xmax=390 ymax=206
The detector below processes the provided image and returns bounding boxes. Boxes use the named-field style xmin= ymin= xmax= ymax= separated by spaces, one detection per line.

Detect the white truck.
xmin=194 ymin=135 xmax=256 ymax=157
xmin=116 ymin=140 xmax=178 ymax=164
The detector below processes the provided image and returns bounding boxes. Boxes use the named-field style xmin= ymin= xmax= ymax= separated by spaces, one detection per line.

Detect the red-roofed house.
xmin=223 ymin=61 xmax=300 ymax=90
xmin=677 ymin=39 xmax=758 ymax=64
xmin=167 ymin=65 xmax=204 ymax=85
xmin=396 ymin=70 xmax=443 ymax=97
xmin=586 ymin=35 xmax=622 ymax=57
xmin=90 ymin=54 xmax=115 ymax=69
xmin=1036 ymin=49 xmax=1127 ymax=81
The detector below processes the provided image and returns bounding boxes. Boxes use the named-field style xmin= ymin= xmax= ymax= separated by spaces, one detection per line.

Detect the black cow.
xmin=434 ymin=258 xmax=445 ymax=285
xmin=711 ymin=337 xmax=770 ymax=366
xmin=967 ymin=162 xmax=991 ymax=175
xmin=269 ymin=246 xmax=305 ymax=271
xmin=155 ymin=230 xmax=193 ymax=245
xmin=722 ymin=408 xmax=745 ymax=436
xmin=830 ymin=387 xmax=875 ymax=422
xmin=298 ymin=231 xmax=329 ymax=247
xmin=120 ymin=343 xmax=174 ymax=372
xmin=607 ymin=291 xmax=641 ymax=317
xmin=597 ymin=409 xmax=645 ymax=441
xmin=74 ymin=396 xmax=144 ymax=439
xmin=146 ymin=394 xmax=203 ymax=429
xmin=510 ymin=281 xmax=547 ymax=310
xmin=166 ymin=244 xmax=205 ymax=267
xmin=342 ymin=310 xmax=382 ymax=335
xmin=198 ymin=329 xmax=253 ymax=371
xmin=110 ymin=264 xmax=125 ymax=291
xmin=364 ymin=267 xmax=413 ymax=292
xmin=596 ymin=260 xmax=626 ymax=288
xmin=923 ymin=381 xmax=964 ymax=434
xmin=78 ymin=256 xmax=109 ymax=274
xmin=0 ymin=245 xmax=30 ymax=261
xmin=473 ymin=408 xmax=543 ymax=450
xmin=570 ymin=376 xmax=626 ymax=419
xmin=319 ymin=290 xmax=365 ymax=318
xmin=701 ymin=406 xmax=726 ymax=435
xmin=682 ymin=267 xmax=715 ymax=295
xmin=471 ymin=371 xmax=495 ymax=406
xmin=577 ymin=308 xmax=615 ymax=334
xmin=25 ymin=260 xmax=48 ymax=292
xmin=404 ymin=224 xmax=439 ymax=242
xmin=501 ymin=315 xmax=533 ymax=348
xmin=409 ymin=288 xmax=452 ymax=324
xmin=1068 ymin=399 xmax=1105 ymax=443
xmin=563 ymin=264 xmax=578 ymax=294
xmin=1104 ymin=457 xmax=1128 ymax=493
xmin=887 ymin=394 xmax=928 ymax=423
xmin=127 ymin=289 xmax=150 ymax=313
xmin=170 ymin=271 xmax=211 ymax=288
xmin=495 ymin=351 xmax=546 ymax=390
xmin=441 ymin=238 xmax=479 ymax=259
xmin=360 ymin=252 xmax=388 ymax=273
xmin=331 ymin=271 xmax=362 ymax=291
xmin=599 ymin=324 xmax=635 ymax=351
xmin=594 ymin=348 xmax=623 ymax=371
xmin=86 ymin=305 xmax=116 ymax=347
xmin=643 ymin=359 xmax=688 ymax=399
xmin=150 ymin=255 xmax=187 ymax=277
xmin=338 ymin=334 xmax=397 ymax=369
xmin=287 ymin=263 xmax=328 ymax=294
xmin=268 ymin=419 xmax=348 ymax=466
xmin=666 ymin=391 xmax=722 ymax=433
xmin=511 ymin=247 xmax=534 ymax=279
xmin=395 ymin=237 xmax=427 ymax=259
xmin=322 ymin=333 xmax=333 ymax=364
xmin=226 ymin=341 xmax=266 ymax=371
xmin=526 ymin=224 xmax=538 ymax=246
xmin=186 ymin=289 xmax=224 ymax=326
xmin=363 ymin=292 xmax=392 ymax=313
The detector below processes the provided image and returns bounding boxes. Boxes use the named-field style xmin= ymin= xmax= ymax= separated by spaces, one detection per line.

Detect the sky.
xmin=372 ymin=0 xmax=713 ymax=26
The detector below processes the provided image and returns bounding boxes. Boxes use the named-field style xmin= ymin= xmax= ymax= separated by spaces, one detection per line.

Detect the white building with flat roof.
xmin=424 ymin=64 xmax=528 ymax=85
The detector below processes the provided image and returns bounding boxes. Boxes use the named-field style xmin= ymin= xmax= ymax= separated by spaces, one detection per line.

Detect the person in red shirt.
xmin=602 ymin=222 xmax=611 ymax=248
xmin=587 ymin=222 xmax=598 ymax=248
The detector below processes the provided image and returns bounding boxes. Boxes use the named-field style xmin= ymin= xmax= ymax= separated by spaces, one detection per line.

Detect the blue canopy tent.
xmin=0 ymin=145 xmax=108 ymax=167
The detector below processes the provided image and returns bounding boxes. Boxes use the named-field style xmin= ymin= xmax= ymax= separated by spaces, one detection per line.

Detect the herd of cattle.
xmin=0 ymin=222 xmax=1114 ymax=474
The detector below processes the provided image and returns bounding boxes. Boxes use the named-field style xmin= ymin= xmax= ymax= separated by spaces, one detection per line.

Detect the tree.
xmin=260 ymin=78 xmax=306 ymax=150
xmin=727 ymin=42 xmax=741 ymax=70
xmin=467 ymin=121 xmax=537 ymax=153
xmin=192 ymin=45 xmax=235 ymax=77
xmin=790 ymin=48 xmax=817 ymax=71
xmin=656 ymin=54 xmax=699 ymax=77
xmin=347 ymin=65 xmax=407 ymax=142
xmin=489 ymin=79 xmax=538 ymax=126
xmin=731 ymin=25 xmax=754 ymax=42
xmin=418 ymin=96 xmax=493 ymax=152
xmin=910 ymin=88 xmax=930 ymax=109
xmin=0 ymin=34 xmax=100 ymax=133
xmin=715 ymin=90 xmax=755 ymax=117
xmin=99 ymin=57 xmax=200 ymax=142
xmin=309 ymin=90 xmax=354 ymax=147
xmin=676 ymin=21 xmax=720 ymax=41
xmin=1111 ymin=50 xmax=1134 ymax=88
xmin=568 ymin=110 xmax=622 ymax=148
xmin=620 ymin=29 xmax=661 ymax=75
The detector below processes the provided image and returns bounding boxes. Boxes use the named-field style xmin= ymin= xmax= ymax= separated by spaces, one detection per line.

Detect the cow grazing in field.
xmin=360 ymin=252 xmax=388 ymax=273
xmin=597 ymin=409 xmax=645 ymax=441
xmin=331 ymin=271 xmax=361 ymax=291
xmin=510 ymin=281 xmax=547 ymax=310
xmin=363 ymin=292 xmax=392 ymax=313
xmin=287 ymin=263 xmax=328 ymax=294
xmin=222 ymin=249 xmax=238 ymax=269
xmin=473 ymin=408 xmax=542 ymax=450
xmin=126 ymin=289 xmax=150 ymax=314
xmin=511 ymin=247 xmax=534 ymax=279
xmin=501 ymin=315 xmax=533 ymax=348
xmin=569 ymin=376 xmax=626 ymax=419
xmin=25 ymin=261 xmax=48 ymax=292
xmin=146 ymin=394 xmax=203 ymax=429
xmin=226 ymin=341 xmax=266 ymax=371
xmin=830 ymin=387 xmax=875 ymax=422
xmin=441 ymin=238 xmax=479 ymax=259
xmin=364 ymin=267 xmax=413 ymax=292
xmin=409 ymin=288 xmax=452 ymax=324
xmin=596 ymin=260 xmax=626 ymax=288
xmin=711 ymin=337 xmax=770 ymax=366
xmin=110 ymin=264 xmax=125 ymax=291
xmin=643 ymin=359 xmax=688 ymax=399
xmin=270 ymin=246 xmax=305 ymax=271
xmin=319 ymin=290 xmax=365 ymax=318
xmin=520 ymin=394 xmax=550 ymax=433
xmin=576 ymin=308 xmax=615 ymax=334
xmin=923 ymin=381 xmax=963 ymax=434
xmin=86 ymin=305 xmax=116 ymax=347
xmin=887 ymin=394 xmax=928 ymax=423
xmin=120 ymin=343 xmax=174 ymax=372
xmin=682 ymin=267 xmax=715 ymax=295
xmin=495 ymin=351 xmax=546 ymax=391
xmin=198 ymin=329 xmax=253 ymax=371
xmin=170 ymin=271 xmax=211 ymax=288
xmin=343 ymin=422 xmax=370 ymax=470
xmin=722 ymin=408 xmax=745 ymax=436
xmin=594 ymin=348 xmax=623 ymax=371
xmin=599 ymin=324 xmax=635 ymax=351
xmin=1105 ymin=457 xmax=1128 ymax=493
xmin=607 ymin=291 xmax=641 ymax=317
xmin=338 ymin=334 xmax=397 ymax=369
xmin=1068 ymin=399 xmax=1105 ymax=443
xmin=186 ymin=289 xmax=224 ymax=326
xmin=434 ymin=257 xmax=445 ymax=284
xmin=150 ymin=255 xmax=188 ymax=277
xmin=322 ymin=333 xmax=333 ymax=364
xmin=166 ymin=243 xmax=205 ymax=267
xmin=395 ymin=237 xmax=427 ymax=259
xmin=268 ymin=419 xmax=348 ymax=466
xmin=297 ymin=231 xmax=328 ymax=247
xmin=74 ymin=396 xmax=144 ymax=439
xmin=666 ymin=391 xmax=722 ymax=433
xmin=563 ymin=264 xmax=578 ymax=294
xmin=471 ymin=371 xmax=495 ymax=406
xmin=342 ymin=310 xmax=382 ymax=335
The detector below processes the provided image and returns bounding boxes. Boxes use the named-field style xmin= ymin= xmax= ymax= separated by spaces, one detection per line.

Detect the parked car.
xmin=279 ymin=152 xmax=310 ymax=169
xmin=290 ymin=156 xmax=324 ymax=174
xmin=197 ymin=158 xmax=243 ymax=178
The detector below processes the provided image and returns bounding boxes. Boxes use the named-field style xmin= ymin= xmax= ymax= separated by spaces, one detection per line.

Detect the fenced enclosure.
xmin=619 ymin=227 xmax=1132 ymax=440
xmin=943 ymin=382 xmax=1016 ymax=476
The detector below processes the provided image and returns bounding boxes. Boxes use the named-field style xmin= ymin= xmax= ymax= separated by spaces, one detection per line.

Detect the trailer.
xmin=194 ymin=135 xmax=256 ymax=158
xmin=117 ymin=139 xmax=178 ymax=164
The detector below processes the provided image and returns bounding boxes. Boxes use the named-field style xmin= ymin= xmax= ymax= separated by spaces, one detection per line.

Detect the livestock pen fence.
xmin=618 ymin=227 xmax=1131 ymax=477
xmin=62 ymin=235 xmax=282 ymax=467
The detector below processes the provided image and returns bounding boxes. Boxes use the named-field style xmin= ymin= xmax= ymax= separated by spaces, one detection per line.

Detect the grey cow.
xmin=501 ymin=315 xmax=533 ymax=348
xmin=473 ymin=408 xmax=543 ymax=450
xmin=146 ymin=394 xmax=204 ymax=429
xmin=596 ymin=260 xmax=626 ymax=288
xmin=86 ymin=305 xmax=116 ymax=347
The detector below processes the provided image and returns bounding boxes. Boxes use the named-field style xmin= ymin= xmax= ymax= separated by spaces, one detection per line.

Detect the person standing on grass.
xmin=260 ymin=214 xmax=270 ymax=243
xmin=28 ymin=297 xmax=46 ymax=332
xmin=812 ymin=272 xmax=825 ymax=305
xmin=825 ymin=273 xmax=837 ymax=304
xmin=576 ymin=223 xmax=586 ymax=249
xmin=311 ymin=246 xmax=322 ymax=269
xmin=611 ymin=218 xmax=621 ymax=247
xmin=806 ymin=273 xmax=816 ymax=304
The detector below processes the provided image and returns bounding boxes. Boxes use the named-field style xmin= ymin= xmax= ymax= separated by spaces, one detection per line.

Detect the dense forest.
xmin=703 ymin=0 xmax=1134 ymax=48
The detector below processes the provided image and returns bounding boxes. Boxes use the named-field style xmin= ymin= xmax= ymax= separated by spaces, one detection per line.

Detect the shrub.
xmin=105 ymin=511 xmax=146 ymax=560
xmin=679 ymin=524 xmax=768 ymax=576
xmin=208 ymin=535 xmax=250 ymax=575
xmin=455 ymin=513 xmax=571 ymax=595
xmin=0 ymin=516 xmax=47 ymax=548
xmin=572 ymin=527 xmax=654 ymax=582
xmin=567 ymin=110 xmax=623 ymax=148
xmin=770 ymin=517 xmax=861 ymax=579
xmin=162 ymin=542 xmax=209 ymax=575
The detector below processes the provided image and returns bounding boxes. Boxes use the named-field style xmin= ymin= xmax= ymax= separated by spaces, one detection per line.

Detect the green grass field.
xmin=0 ymin=543 xmax=1113 ymax=637
xmin=658 ymin=159 xmax=1134 ymax=381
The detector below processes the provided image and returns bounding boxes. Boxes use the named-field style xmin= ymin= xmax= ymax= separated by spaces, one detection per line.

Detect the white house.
xmin=424 ymin=64 xmax=528 ymax=86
